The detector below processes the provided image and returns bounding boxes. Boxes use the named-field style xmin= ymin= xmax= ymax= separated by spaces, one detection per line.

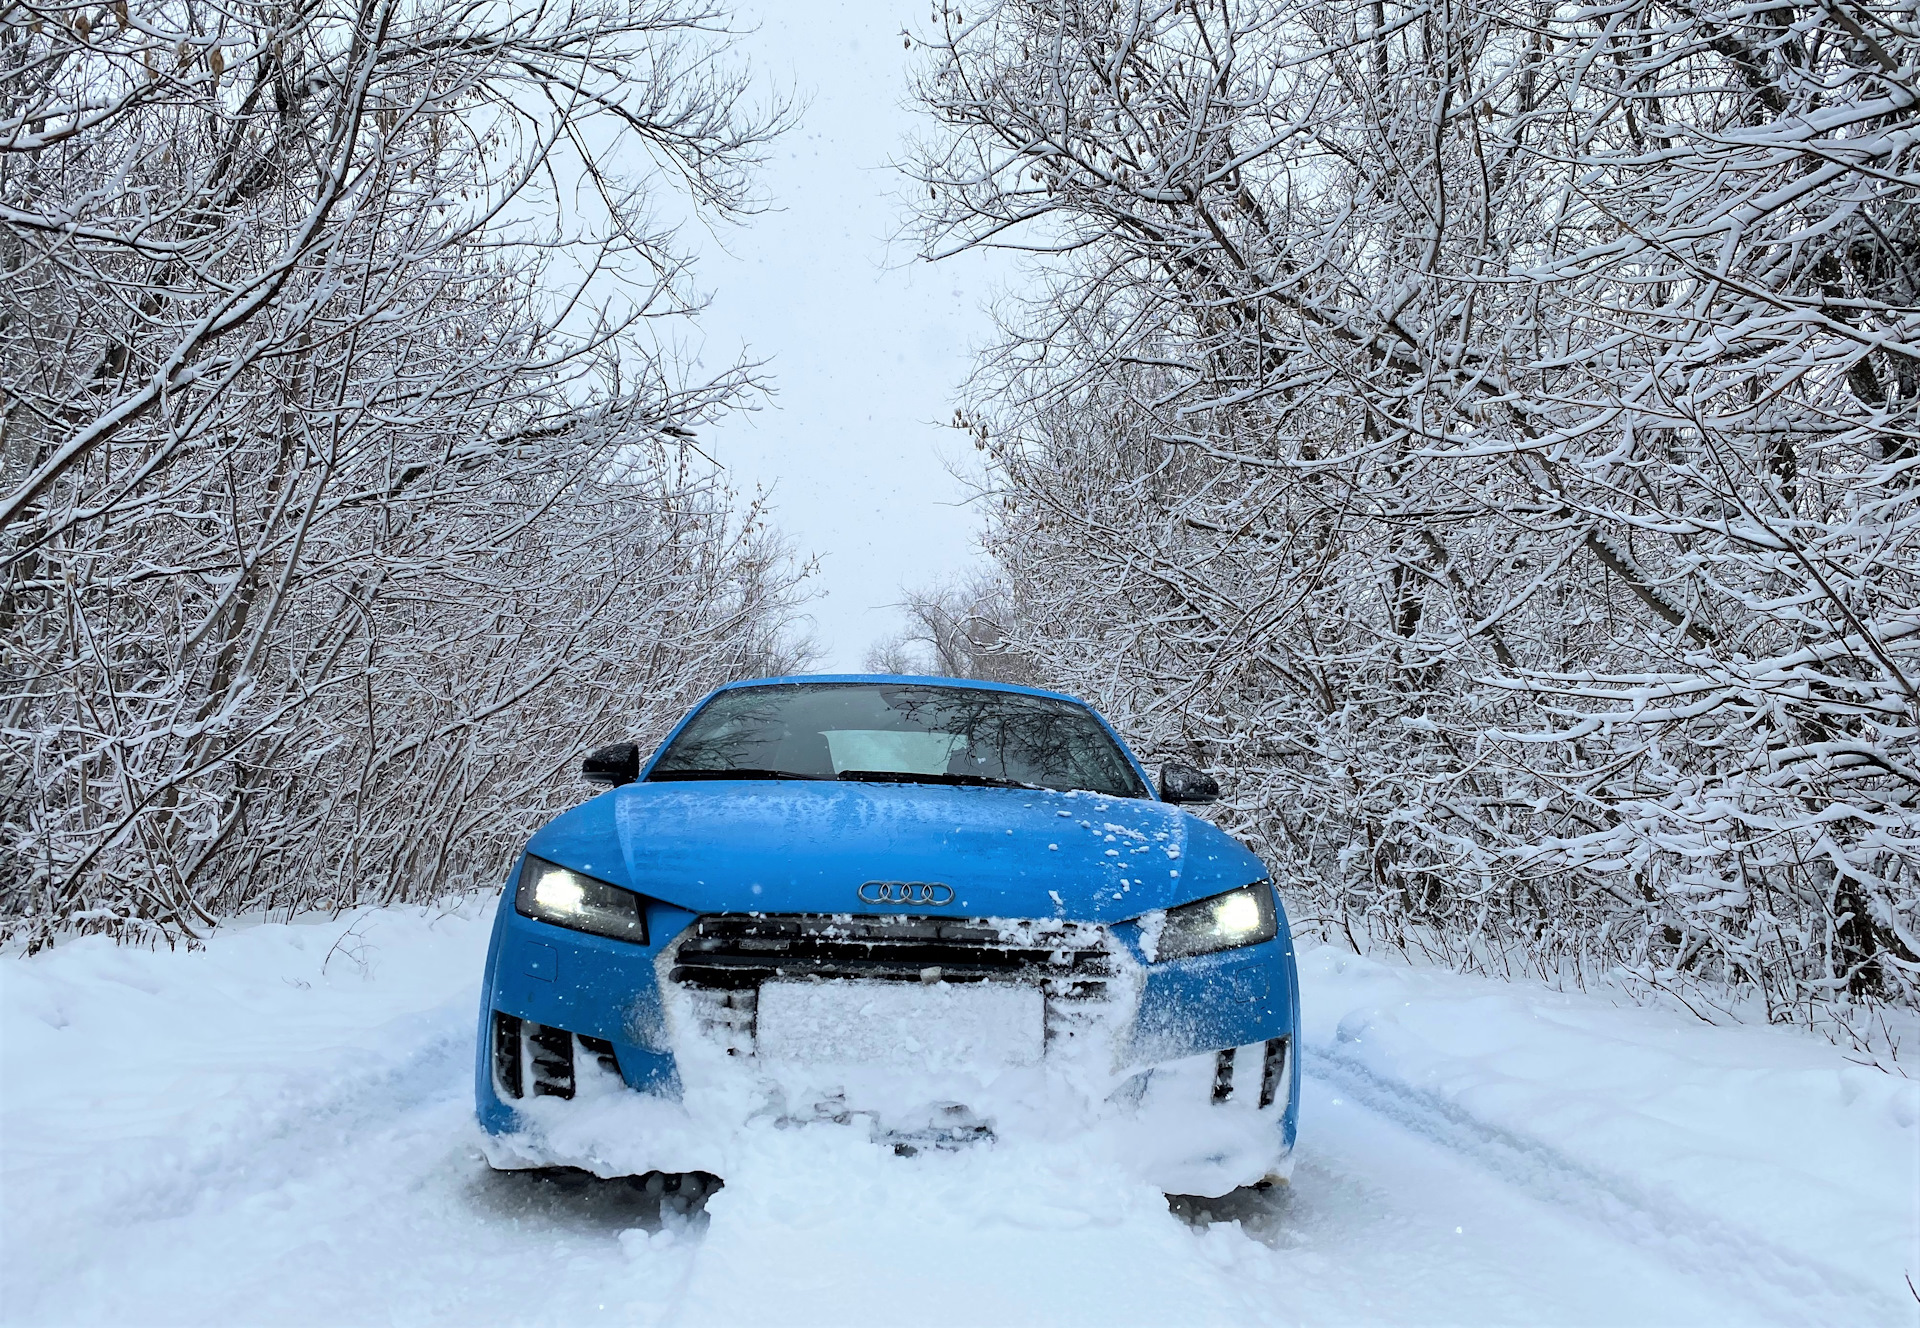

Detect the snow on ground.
xmin=2 ymin=897 xmax=1916 ymax=1326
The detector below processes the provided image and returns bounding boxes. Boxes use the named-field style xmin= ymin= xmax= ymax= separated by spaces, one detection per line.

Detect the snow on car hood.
xmin=524 ymin=780 xmax=1266 ymax=921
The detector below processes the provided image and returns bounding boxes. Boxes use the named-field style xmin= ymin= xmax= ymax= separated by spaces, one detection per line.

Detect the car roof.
xmin=714 ymin=673 xmax=1097 ymax=708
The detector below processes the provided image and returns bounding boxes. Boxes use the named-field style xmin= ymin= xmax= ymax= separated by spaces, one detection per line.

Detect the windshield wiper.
xmin=647 ymin=768 xmax=831 ymax=782
xmin=836 ymin=769 xmax=1034 ymax=791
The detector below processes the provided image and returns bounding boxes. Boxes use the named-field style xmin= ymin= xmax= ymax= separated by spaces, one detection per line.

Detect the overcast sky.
xmin=679 ymin=2 xmax=1009 ymax=671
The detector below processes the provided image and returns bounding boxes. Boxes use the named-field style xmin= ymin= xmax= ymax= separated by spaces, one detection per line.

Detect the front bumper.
xmin=475 ymin=887 xmax=1300 ymax=1184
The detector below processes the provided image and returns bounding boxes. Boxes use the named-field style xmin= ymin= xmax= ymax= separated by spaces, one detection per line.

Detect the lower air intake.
xmin=527 ymin=1023 xmax=574 ymax=1099
xmin=1258 ymin=1036 xmax=1289 ymax=1109
xmin=1209 ymin=1036 xmax=1290 ymax=1106
xmin=492 ymin=1013 xmax=619 ymax=1101
xmin=492 ymin=1011 xmax=523 ymax=1099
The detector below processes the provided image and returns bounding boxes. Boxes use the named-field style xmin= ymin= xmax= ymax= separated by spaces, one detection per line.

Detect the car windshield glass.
xmin=650 ymin=682 xmax=1148 ymax=798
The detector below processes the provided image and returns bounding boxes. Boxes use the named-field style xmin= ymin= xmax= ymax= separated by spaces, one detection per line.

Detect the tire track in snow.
xmin=1302 ymin=1041 xmax=1903 ymax=1325
xmin=15 ymin=998 xmax=476 ymax=1301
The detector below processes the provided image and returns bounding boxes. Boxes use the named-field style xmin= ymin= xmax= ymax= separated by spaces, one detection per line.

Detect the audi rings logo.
xmin=859 ymin=880 xmax=954 ymax=906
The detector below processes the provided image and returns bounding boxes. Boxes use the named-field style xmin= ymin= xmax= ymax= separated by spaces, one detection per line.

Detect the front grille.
xmin=669 ymin=913 xmax=1114 ymax=996
xmin=667 ymin=913 xmax=1118 ymax=1056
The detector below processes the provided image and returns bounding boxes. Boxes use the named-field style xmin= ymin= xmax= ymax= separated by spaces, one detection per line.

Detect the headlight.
xmin=514 ymin=856 xmax=648 ymax=944
xmin=1150 ymin=882 xmax=1277 ymax=962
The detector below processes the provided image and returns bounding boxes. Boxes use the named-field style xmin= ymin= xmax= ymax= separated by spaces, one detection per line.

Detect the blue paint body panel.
xmin=475 ymin=674 xmax=1300 ymax=1162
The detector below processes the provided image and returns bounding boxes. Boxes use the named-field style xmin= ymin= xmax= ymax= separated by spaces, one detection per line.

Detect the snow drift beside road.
xmin=1298 ymin=948 xmax=1919 ymax=1320
xmin=2 ymin=897 xmax=1915 ymax=1326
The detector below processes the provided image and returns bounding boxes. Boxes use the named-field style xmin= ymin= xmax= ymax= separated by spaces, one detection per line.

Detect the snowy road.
xmin=4 ymin=901 xmax=1916 ymax=1326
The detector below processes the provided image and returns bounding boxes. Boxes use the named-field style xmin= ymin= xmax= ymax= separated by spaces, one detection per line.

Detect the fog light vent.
xmin=578 ymin=1034 xmax=620 ymax=1077
xmin=1211 ymin=1047 xmax=1236 ymax=1103
xmin=492 ymin=1011 xmax=524 ymax=1100
xmin=1259 ymin=1036 xmax=1290 ymax=1110
xmin=528 ymin=1023 xmax=576 ymax=1099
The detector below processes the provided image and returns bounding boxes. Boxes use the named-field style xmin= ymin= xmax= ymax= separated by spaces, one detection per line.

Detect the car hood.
xmin=524 ymin=780 xmax=1265 ymax=922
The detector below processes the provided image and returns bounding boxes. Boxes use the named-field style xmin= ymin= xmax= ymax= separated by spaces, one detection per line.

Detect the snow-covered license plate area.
xmin=3 ymin=899 xmax=1916 ymax=1326
xmin=756 ymin=978 xmax=1044 ymax=1069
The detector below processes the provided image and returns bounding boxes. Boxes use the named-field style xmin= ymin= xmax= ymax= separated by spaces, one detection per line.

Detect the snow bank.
xmin=1299 ymin=948 xmax=1920 ymax=1320
xmin=1 ymin=901 xmax=493 ymax=1280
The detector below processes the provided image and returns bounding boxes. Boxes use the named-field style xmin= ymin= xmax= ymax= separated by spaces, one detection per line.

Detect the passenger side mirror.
xmin=582 ymin=742 xmax=640 ymax=787
xmin=1159 ymin=761 xmax=1219 ymax=805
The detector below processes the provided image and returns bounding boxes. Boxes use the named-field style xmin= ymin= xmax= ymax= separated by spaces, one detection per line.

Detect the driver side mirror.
xmin=1158 ymin=761 xmax=1219 ymax=805
xmin=582 ymin=742 xmax=640 ymax=787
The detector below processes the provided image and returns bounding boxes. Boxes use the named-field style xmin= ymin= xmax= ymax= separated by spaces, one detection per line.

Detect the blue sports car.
xmin=475 ymin=676 xmax=1299 ymax=1194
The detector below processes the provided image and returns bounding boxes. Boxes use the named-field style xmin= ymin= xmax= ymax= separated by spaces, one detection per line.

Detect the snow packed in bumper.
xmin=477 ymin=895 xmax=1298 ymax=1193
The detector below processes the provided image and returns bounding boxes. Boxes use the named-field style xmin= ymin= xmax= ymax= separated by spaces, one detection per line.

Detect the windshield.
xmin=650 ymin=682 xmax=1148 ymax=798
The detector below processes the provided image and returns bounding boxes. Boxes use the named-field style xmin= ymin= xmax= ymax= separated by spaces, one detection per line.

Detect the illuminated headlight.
xmin=514 ymin=856 xmax=648 ymax=944
xmin=1151 ymin=882 xmax=1278 ymax=962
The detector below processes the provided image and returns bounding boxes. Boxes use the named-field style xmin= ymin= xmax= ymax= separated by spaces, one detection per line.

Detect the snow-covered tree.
xmin=909 ymin=0 xmax=1920 ymax=1033
xmin=1 ymin=0 xmax=811 ymax=946
xmin=863 ymin=571 xmax=1033 ymax=682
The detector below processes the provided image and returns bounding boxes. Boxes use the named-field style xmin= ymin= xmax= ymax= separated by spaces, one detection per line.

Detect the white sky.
xmin=681 ymin=2 xmax=1010 ymax=671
